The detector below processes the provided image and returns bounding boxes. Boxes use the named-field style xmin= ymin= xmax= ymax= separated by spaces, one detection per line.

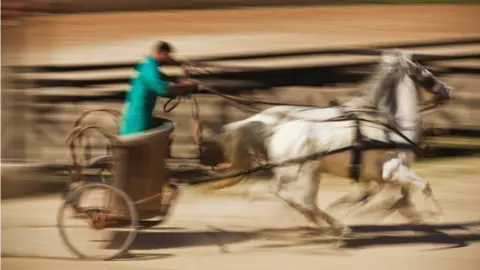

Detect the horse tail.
xmin=208 ymin=121 xmax=271 ymax=191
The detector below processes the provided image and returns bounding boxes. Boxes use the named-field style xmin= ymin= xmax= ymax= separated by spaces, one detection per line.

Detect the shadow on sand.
xmin=343 ymin=221 xmax=480 ymax=250
xmin=107 ymin=220 xmax=480 ymax=256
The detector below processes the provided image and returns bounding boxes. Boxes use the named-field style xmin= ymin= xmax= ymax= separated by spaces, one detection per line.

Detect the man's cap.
xmin=155 ymin=40 xmax=173 ymax=53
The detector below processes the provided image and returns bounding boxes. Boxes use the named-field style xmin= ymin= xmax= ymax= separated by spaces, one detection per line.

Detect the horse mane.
xmin=342 ymin=50 xmax=413 ymax=120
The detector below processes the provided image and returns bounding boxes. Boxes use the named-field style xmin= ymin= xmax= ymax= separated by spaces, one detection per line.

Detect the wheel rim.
xmin=57 ymin=183 xmax=139 ymax=260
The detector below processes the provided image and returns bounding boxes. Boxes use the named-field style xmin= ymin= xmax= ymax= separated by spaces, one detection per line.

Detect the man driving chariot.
xmin=120 ymin=41 xmax=198 ymax=135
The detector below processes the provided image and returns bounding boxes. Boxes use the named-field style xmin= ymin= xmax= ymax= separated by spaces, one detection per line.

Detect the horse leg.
xmin=353 ymin=158 xmax=440 ymax=223
xmin=305 ymin=164 xmax=352 ymax=236
xmin=275 ymin=163 xmax=351 ymax=236
xmin=393 ymin=168 xmax=442 ymax=220
xmin=326 ymin=180 xmax=378 ymax=214
xmin=392 ymin=186 xmax=426 ymax=223
xmin=273 ymin=165 xmax=320 ymax=225
xmin=348 ymin=182 xmax=405 ymax=222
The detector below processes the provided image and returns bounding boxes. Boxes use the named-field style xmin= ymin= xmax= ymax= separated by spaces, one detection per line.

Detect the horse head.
xmin=370 ymin=50 xmax=455 ymax=141
xmin=382 ymin=50 xmax=453 ymax=105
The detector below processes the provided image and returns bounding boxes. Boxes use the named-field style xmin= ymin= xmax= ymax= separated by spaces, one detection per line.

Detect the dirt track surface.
xmin=3 ymin=156 xmax=480 ymax=270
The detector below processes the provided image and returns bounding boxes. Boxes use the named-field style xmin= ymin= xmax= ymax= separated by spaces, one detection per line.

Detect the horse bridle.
xmin=399 ymin=57 xmax=453 ymax=110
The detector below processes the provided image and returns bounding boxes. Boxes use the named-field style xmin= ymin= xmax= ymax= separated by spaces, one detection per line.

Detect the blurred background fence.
xmin=5 ymin=37 xmax=480 ymax=164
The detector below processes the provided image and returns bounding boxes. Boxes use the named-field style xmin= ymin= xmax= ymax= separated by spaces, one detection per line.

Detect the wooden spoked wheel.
xmin=57 ymin=183 xmax=139 ymax=260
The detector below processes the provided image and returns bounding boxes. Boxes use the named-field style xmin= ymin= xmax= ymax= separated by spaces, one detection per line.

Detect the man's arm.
xmin=141 ymin=60 xmax=173 ymax=97
xmin=142 ymin=60 xmax=197 ymax=97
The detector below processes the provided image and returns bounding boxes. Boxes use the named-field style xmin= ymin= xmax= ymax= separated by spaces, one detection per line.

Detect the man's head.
xmin=152 ymin=41 xmax=174 ymax=63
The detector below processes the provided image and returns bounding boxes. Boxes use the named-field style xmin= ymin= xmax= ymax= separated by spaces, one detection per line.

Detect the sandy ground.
xmin=2 ymin=156 xmax=480 ymax=270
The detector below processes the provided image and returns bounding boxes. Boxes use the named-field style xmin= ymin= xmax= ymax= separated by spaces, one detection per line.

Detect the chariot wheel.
xmin=57 ymin=183 xmax=139 ymax=260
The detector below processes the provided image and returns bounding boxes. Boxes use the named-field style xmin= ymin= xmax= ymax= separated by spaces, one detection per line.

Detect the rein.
xmin=181 ymin=61 xmax=337 ymax=112
xmin=183 ymin=61 xmax=442 ymax=112
xmin=163 ymin=63 xmax=332 ymax=147
xmin=167 ymin=62 xmax=445 ymax=150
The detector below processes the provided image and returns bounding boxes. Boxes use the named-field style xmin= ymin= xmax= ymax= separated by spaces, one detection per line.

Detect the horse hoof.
xmin=333 ymin=225 xmax=353 ymax=238
xmin=421 ymin=210 xmax=439 ymax=220
xmin=409 ymin=218 xmax=426 ymax=226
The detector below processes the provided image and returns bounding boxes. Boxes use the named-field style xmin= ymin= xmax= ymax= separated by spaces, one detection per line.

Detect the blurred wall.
xmin=50 ymin=0 xmax=344 ymax=13
xmin=1 ymin=169 xmax=65 ymax=199
xmin=1 ymin=23 xmax=29 ymax=162
xmin=1 ymin=16 xmax=54 ymax=199
xmin=5 ymin=0 xmax=474 ymax=14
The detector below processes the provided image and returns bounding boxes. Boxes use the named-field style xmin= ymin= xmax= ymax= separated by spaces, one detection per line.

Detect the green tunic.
xmin=119 ymin=56 xmax=175 ymax=135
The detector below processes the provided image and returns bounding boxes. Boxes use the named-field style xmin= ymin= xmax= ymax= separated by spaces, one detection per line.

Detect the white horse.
xmin=204 ymin=51 xmax=430 ymax=211
xmin=207 ymin=50 xmax=453 ymax=235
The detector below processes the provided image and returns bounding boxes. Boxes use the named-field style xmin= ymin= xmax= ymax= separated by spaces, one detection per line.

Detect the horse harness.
xmin=335 ymin=106 xmax=421 ymax=182
xmin=167 ymin=63 xmax=434 ymax=183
